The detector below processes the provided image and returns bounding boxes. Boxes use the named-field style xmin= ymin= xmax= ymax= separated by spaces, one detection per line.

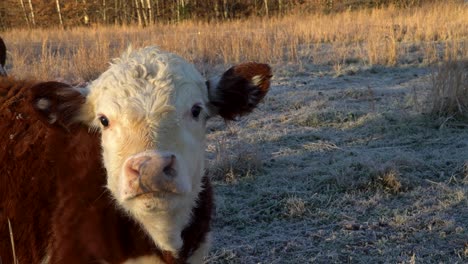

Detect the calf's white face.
xmin=84 ymin=48 xmax=210 ymax=214
xmin=31 ymin=46 xmax=271 ymax=255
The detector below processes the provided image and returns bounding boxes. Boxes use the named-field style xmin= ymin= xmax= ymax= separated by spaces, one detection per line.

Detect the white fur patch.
xmin=251 ymin=74 xmax=264 ymax=87
xmin=36 ymin=98 xmax=50 ymax=110
xmin=120 ymin=235 xmax=209 ymax=264
xmin=48 ymin=113 xmax=57 ymax=124
xmin=123 ymin=255 xmax=165 ymax=264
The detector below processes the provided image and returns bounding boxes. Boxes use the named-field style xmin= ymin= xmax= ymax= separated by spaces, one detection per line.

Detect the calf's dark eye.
xmin=99 ymin=115 xmax=109 ymax=127
xmin=191 ymin=105 xmax=202 ymax=119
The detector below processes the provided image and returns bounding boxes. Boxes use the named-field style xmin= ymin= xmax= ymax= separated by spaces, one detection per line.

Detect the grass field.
xmin=1 ymin=1 xmax=467 ymax=263
xmin=205 ymin=60 xmax=467 ymax=263
xmin=2 ymin=1 xmax=467 ymax=82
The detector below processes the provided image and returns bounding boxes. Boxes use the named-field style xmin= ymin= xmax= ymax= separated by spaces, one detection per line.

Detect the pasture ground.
xmin=205 ymin=61 xmax=467 ymax=263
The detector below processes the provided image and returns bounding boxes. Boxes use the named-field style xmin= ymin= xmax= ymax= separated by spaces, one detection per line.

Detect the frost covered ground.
xmin=204 ymin=62 xmax=468 ymax=263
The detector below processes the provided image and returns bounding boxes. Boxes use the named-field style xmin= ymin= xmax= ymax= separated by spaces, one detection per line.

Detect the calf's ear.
xmin=207 ymin=62 xmax=272 ymax=120
xmin=29 ymin=81 xmax=87 ymax=131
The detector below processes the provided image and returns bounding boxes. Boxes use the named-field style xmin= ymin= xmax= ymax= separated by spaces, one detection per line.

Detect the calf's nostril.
xmin=163 ymin=155 xmax=176 ymax=178
xmin=163 ymin=166 xmax=176 ymax=178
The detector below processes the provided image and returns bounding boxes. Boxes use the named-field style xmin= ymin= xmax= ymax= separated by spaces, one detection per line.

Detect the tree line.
xmin=0 ymin=0 xmax=440 ymax=30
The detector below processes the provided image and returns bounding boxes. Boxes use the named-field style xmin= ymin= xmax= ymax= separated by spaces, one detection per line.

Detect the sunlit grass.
xmin=1 ymin=2 xmax=466 ymax=81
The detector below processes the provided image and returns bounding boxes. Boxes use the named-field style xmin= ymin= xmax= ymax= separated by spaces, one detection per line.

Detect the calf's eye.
xmin=191 ymin=105 xmax=202 ymax=119
xmin=99 ymin=115 xmax=109 ymax=127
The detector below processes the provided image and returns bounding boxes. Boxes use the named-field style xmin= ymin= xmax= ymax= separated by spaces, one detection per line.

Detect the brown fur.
xmin=0 ymin=76 xmax=212 ymax=264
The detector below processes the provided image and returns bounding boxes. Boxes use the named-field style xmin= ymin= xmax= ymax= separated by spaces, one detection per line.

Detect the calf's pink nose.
xmin=125 ymin=153 xmax=180 ymax=194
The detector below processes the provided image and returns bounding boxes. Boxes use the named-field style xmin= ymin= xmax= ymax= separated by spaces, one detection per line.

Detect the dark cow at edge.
xmin=0 ymin=37 xmax=6 ymax=76
xmin=0 ymin=40 xmax=271 ymax=263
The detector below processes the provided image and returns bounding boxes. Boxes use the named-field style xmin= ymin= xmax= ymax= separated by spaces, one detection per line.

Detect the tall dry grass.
xmin=430 ymin=59 xmax=468 ymax=120
xmin=1 ymin=1 xmax=467 ymax=81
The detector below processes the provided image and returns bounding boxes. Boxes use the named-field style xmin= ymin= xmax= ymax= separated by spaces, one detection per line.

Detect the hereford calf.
xmin=0 ymin=46 xmax=271 ymax=263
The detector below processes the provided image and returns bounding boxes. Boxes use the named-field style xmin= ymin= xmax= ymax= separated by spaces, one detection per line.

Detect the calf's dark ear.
xmin=29 ymin=81 xmax=86 ymax=131
xmin=207 ymin=62 xmax=272 ymax=120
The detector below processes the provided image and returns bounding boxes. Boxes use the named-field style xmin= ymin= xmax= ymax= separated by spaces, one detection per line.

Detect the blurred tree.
xmin=55 ymin=0 xmax=63 ymax=29
xmin=19 ymin=0 xmax=30 ymax=27
xmin=0 ymin=0 xmax=445 ymax=29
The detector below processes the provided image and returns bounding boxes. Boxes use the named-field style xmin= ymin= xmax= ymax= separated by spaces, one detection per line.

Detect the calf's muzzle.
xmin=122 ymin=151 xmax=182 ymax=200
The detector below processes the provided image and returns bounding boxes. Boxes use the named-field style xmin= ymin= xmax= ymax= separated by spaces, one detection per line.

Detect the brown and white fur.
xmin=0 ymin=46 xmax=271 ymax=263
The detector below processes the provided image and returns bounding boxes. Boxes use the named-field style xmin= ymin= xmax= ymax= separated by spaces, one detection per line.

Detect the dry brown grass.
xmin=7 ymin=218 xmax=18 ymax=264
xmin=376 ymin=168 xmax=403 ymax=194
xmin=450 ymin=160 xmax=468 ymax=185
xmin=0 ymin=1 xmax=466 ymax=82
xmin=284 ymin=196 xmax=308 ymax=218
xmin=430 ymin=60 xmax=468 ymax=120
